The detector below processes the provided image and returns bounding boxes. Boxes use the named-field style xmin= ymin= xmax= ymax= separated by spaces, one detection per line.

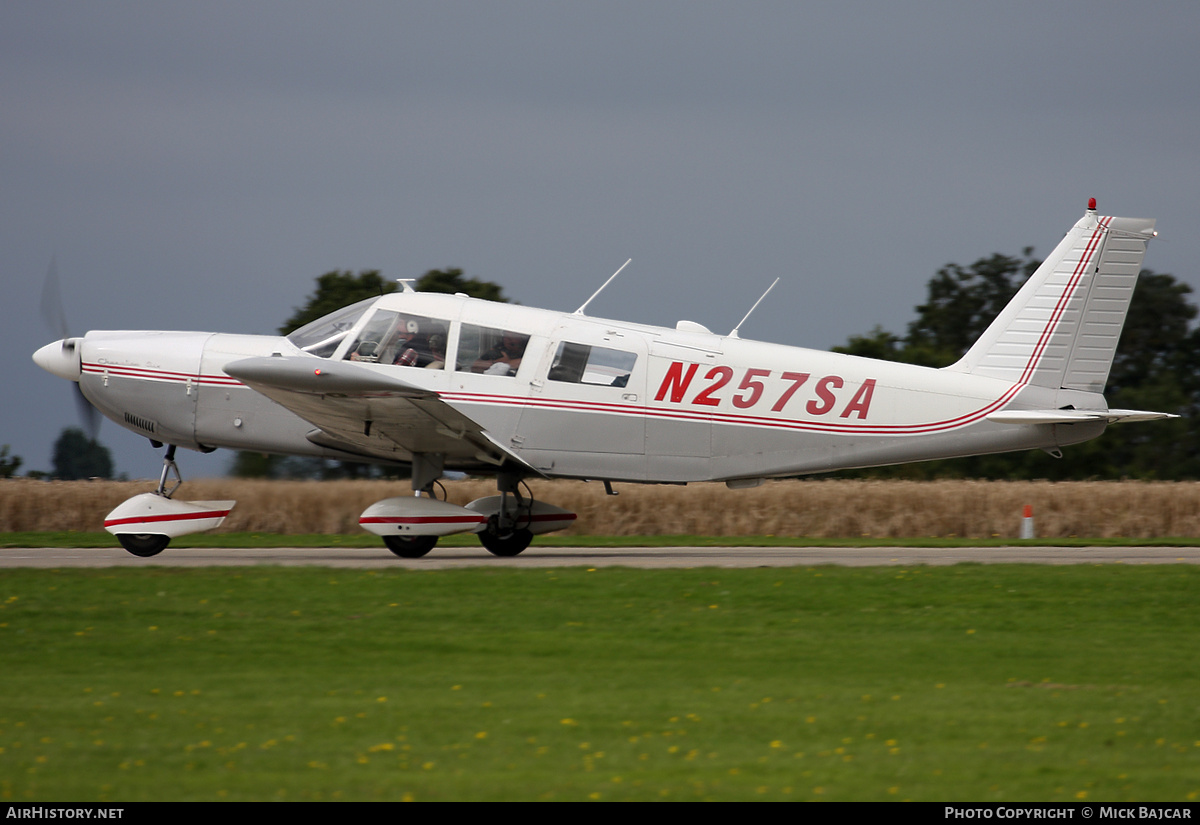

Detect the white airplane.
xmin=33 ymin=200 xmax=1172 ymax=558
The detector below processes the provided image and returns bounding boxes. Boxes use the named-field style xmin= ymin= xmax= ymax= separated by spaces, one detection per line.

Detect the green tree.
xmin=906 ymin=250 xmax=1041 ymax=367
xmin=415 ymin=268 xmax=509 ymax=302
xmin=0 ymin=445 xmax=22 ymax=478
xmin=834 ymin=250 xmax=1040 ymax=367
xmin=279 ymin=270 xmax=396 ymax=335
xmin=278 ymin=267 xmax=510 ymax=336
xmin=52 ymin=428 xmax=113 ymax=480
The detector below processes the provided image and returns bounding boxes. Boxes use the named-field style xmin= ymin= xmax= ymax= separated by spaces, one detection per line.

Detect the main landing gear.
xmin=472 ymin=478 xmax=536 ymax=557
xmin=357 ymin=460 xmax=576 ymax=559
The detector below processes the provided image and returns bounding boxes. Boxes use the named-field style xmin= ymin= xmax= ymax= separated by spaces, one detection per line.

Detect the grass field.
xmin=2 ymin=565 xmax=1198 ymax=801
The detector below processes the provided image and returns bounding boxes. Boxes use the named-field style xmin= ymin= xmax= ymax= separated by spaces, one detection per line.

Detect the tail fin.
xmin=951 ymin=202 xmax=1156 ymax=392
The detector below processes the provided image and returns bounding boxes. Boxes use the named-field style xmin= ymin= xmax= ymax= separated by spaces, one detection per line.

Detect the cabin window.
xmin=458 ymin=325 xmax=529 ymax=377
xmin=547 ymin=342 xmax=637 ymax=387
xmin=344 ymin=311 xmax=450 ymax=369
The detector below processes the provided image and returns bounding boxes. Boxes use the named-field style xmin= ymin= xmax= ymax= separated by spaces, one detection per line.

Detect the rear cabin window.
xmin=344 ymin=311 xmax=449 ymax=369
xmin=458 ymin=325 xmax=529 ymax=377
xmin=547 ymin=342 xmax=637 ymax=387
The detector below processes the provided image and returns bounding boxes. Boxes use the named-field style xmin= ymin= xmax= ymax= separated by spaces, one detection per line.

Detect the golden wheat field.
xmin=3 ymin=477 xmax=1200 ymax=538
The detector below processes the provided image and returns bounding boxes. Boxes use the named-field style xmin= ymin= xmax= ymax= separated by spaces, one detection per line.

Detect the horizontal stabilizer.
xmin=1103 ymin=409 xmax=1181 ymax=424
xmin=987 ymin=409 xmax=1178 ymax=425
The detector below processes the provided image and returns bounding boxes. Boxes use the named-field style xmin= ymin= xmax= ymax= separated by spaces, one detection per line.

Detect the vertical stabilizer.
xmin=950 ymin=203 xmax=1156 ymax=392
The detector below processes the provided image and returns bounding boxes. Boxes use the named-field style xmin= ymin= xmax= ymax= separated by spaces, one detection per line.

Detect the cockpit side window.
xmin=286 ymin=297 xmax=376 ymax=358
xmin=547 ymin=342 xmax=637 ymax=387
xmin=344 ymin=311 xmax=450 ymax=369
xmin=458 ymin=325 xmax=529 ymax=377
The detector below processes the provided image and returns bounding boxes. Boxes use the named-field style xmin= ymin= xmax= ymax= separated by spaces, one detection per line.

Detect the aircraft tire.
xmin=117 ymin=534 xmax=170 ymax=557
xmin=479 ymin=528 xmax=533 ymax=557
xmin=383 ymin=535 xmax=438 ymax=558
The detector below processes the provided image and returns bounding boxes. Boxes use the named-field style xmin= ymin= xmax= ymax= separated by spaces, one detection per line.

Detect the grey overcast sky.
xmin=5 ymin=1 xmax=1198 ymax=478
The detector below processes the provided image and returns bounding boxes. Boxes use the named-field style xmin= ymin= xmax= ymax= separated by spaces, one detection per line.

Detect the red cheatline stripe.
xmin=360 ymin=515 xmax=486 ymax=525
xmin=82 ymin=362 xmax=242 ymax=387
xmin=360 ymin=513 xmax=572 ymax=525
xmin=105 ymin=510 xmax=231 ymax=527
xmin=445 ymin=389 xmax=1014 ymax=435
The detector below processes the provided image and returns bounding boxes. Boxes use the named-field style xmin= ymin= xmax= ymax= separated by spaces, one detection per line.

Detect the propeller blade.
xmin=74 ymin=384 xmax=101 ymax=442
xmin=40 ymin=256 xmax=70 ymax=340
xmin=40 ymin=257 xmax=102 ymax=439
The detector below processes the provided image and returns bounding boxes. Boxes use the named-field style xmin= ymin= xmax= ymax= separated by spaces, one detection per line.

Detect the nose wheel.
xmin=117 ymin=533 xmax=170 ymax=557
xmin=383 ymin=534 xmax=439 ymax=558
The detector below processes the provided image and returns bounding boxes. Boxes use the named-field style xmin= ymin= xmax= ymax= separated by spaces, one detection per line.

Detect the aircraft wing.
xmin=986 ymin=409 xmax=1179 ymax=425
xmin=224 ymin=356 xmax=533 ymax=471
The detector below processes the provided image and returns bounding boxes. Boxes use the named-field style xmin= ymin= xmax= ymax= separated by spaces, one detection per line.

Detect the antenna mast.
xmin=574 ymin=259 xmax=631 ymax=316
xmin=729 ymin=278 xmax=780 ymax=338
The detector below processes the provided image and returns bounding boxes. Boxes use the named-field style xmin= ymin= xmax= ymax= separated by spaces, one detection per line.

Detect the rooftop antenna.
xmin=574 ymin=259 xmax=631 ymax=316
xmin=728 ymin=278 xmax=780 ymax=338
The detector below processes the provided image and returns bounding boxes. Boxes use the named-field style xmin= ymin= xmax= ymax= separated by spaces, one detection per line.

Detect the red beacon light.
xmin=1088 ymin=197 xmax=1097 ymax=211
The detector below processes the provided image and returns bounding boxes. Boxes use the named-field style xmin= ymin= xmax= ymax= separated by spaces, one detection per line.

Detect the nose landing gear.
xmin=104 ymin=445 xmax=236 ymax=557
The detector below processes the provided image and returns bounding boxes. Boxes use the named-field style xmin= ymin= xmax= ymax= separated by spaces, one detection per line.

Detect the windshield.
xmin=285 ymin=298 xmax=377 ymax=357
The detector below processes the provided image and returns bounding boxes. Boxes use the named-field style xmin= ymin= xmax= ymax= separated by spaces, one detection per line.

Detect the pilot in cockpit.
xmin=387 ymin=318 xmax=424 ymax=367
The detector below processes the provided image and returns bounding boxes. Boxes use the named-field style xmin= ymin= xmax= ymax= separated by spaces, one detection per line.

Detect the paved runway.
xmin=3 ymin=545 xmax=1199 ymax=569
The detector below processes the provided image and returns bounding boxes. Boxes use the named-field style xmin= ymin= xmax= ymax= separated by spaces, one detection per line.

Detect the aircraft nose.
xmin=33 ymin=338 xmax=83 ymax=382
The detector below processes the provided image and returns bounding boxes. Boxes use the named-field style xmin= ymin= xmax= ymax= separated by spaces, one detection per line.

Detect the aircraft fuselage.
xmin=73 ymin=289 xmax=1102 ymax=485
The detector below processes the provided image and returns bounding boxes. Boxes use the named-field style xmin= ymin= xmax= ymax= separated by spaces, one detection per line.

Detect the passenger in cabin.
xmin=425 ymin=333 xmax=447 ymax=370
xmin=476 ymin=331 xmax=528 ymax=376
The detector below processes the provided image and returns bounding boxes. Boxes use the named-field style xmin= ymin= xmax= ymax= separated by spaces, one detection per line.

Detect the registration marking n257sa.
xmin=653 ymin=362 xmax=876 ymax=419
